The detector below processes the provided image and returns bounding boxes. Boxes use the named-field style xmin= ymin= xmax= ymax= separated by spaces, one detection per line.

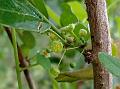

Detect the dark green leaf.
xmin=28 ymin=0 xmax=48 ymax=18
xmin=34 ymin=54 xmax=51 ymax=71
xmin=65 ymin=50 xmax=76 ymax=58
xmin=60 ymin=3 xmax=78 ymax=26
xmin=0 ymin=0 xmax=50 ymax=31
xmin=98 ymin=52 xmax=120 ymax=77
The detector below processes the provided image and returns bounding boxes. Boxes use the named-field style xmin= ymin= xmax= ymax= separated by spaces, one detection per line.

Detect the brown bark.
xmin=5 ymin=27 xmax=36 ymax=89
xmin=85 ymin=0 xmax=112 ymax=89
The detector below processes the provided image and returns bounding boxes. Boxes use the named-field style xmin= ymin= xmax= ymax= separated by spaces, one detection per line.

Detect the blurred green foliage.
xmin=0 ymin=0 xmax=120 ymax=89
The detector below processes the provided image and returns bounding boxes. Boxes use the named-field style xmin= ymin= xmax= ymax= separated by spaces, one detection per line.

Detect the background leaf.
xmin=115 ymin=17 xmax=120 ymax=37
xmin=98 ymin=52 xmax=120 ymax=77
xmin=67 ymin=1 xmax=87 ymax=21
xmin=33 ymin=54 xmax=51 ymax=71
xmin=60 ymin=3 xmax=78 ymax=26
xmin=19 ymin=31 xmax=35 ymax=49
xmin=112 ymin=42 xmax=118 ymax=56
xmin=46 ymin=5 xmax=60 ymax=26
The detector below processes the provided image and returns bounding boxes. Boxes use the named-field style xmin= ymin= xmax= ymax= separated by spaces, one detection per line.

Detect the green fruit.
xmin=70 ymin=62 xmax=76 ymax=68
xmin=79 ymin=29 xmax=87 ymax=36
xmin=61 ymin=24 xmax=75 ymax=32
xmin=48 ymin=32 xmax=57 ymax=40
xmin=50 ymin=66 xmax=60 ymax=78
xmin=50 ymin=41 xmax=63 ymax=53
xmin=67 ymin=36 xmax=74 ymax=42
xmin=42 ymin=50 xmax=51 ymax=58
xmin=68 ymin=24 xmax=75 ymax=31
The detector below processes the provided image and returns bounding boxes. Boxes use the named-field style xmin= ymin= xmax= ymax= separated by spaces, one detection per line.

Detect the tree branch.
xmin=5 ymin=27 xmax=36 ymax=89
xmin=85 ymin=0 xmax=112 ymax=89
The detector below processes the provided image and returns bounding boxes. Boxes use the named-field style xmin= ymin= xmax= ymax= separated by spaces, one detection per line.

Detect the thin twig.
xmin=20 ymin=63 xmax=39 ymax=71
xmin=58 ymin=49 xmax=66 ymax=67
xmin=5 ymin=27 xmax=36 ymax=89
xmin=11 ymin=28 xmax=22 ymax=89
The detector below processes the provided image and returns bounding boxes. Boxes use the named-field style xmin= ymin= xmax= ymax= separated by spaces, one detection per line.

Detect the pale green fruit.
xmin=50 ymin=66 xmax=60 ymax=78
xmin=79 ymin=29 xmax=87 ymax=36
xmin=50 ymin=41 xmax=63 ymax=53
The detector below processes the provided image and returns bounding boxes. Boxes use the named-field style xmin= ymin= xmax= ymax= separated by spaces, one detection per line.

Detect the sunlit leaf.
xmin=52 ymin=79 xmax=59 ymax=89
xmin=67 ymin=1 xmax=87 ymax=21
xmin=46 ymin=5 xmax=60 ymax=26
xmin=112 ymin=42 xmax=118 ymax=56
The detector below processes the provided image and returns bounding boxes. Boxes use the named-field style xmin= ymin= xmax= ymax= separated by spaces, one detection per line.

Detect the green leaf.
xmin=73 ymin=23 xmax=90 ymax=41
xmin=28 ymin=0 xmax=48 ymax=18
xmin=60 ymin=3 xmax=78 ymax=26
xmin=98 ymin=52 xmax=120 ymax=77
xmin=56 ymin=67 xmax=93 ymax=82
xmin=74 ymin=23 xmax=87 ymax=36
xmin=33 ymin=54 xmax=51 ymax=71
xmin=52 ymin=79 xmax=59 ymax=89
xmin=21 ymin=45 xmax=30 ymax=56
xmin=115 ymin=17 xmax=120 ymax=37
xmin=46 ymin=5 xmax=60 ymax=26
xmin=19 ymin=31 xmax=35 ymax=49
xmin=0 ymin=0 xmax=50 ymax=31
xmin=107 ymin=0 xmax=120 ymax=11
xmin=67 ymin=1 xmax=87 ymax=21
xmin=112 ymin=42 xmax=118 ymax=56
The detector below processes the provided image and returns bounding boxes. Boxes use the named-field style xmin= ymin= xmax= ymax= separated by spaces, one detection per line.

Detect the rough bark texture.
xmin=85 ymin=0 xmax=112 ymax=89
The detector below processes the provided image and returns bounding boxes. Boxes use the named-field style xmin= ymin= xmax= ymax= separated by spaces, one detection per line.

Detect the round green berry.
xmin=79 ymin=29 xmax=87 ymax=37
xmin=61 ymin=24 xmax=75 ymax=32
xmin=50 ymin=66 xmax=60 ymax=78
xmin=66 ymin=36 xmax=74 ymax=43
xmin=48 ymin=32 xmax=57 ymax=40
xmin=50 ymin=41 xmax=63 ymax=53
xmin=68 ymin=24 xmax=75 ymax=31
xmin=70 ymin=62 xmax=76 ymax=68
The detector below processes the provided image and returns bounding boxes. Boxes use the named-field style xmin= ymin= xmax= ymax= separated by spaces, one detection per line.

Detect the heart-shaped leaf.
xmin=0 ymin=0 xmax=50 ymax=31
xmin=98 ymin=52 xmax=120 ymax=77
